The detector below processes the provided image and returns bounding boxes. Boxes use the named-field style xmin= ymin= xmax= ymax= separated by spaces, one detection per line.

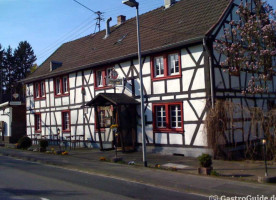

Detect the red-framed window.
xmin=62 ymin=110 xmax=71 ymax=132
xmin=151 ymin=51 xmax=181 ymax=81
xmin=34 ymin=113 xmax=41 ymax=133
xmin=33 ymin=81 xmax=46 ymax=100
xmin=94 ymin=67 xmax=113 ymax=89
xmin=152 ymin=102 xmax=184 ymax=133
xmin=54 ymin=75 xmax=69 ymax=97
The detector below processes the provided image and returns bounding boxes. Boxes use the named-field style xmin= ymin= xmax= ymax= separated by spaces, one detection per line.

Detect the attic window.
xmin=50 ymin=61 xmax=63 ymax=72
xmin=114 ymin=33 xmax=128 ymax=45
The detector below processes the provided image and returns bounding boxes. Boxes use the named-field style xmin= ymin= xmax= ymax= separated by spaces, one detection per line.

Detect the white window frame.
xmin=35 ymin=83 xmax=39 ymax=98
xmin=170 ymin=105 xmax=181 ymax=128
xmin=154 ymin=56 xmax=164 ymax=77
xmin=156 ymin=106 xmax=166 ymax=128
xmin=168 ymin=53 xmax=179 ymax=75
xmin=62 ymin=112 xmax=70 ymax=131
xmin=96 ymin=70 xmax=103 ymax=87
xmin=63 ymin=76 xmax=68 ymax=93
xmin=40 ymin=82 xmax=45 ymax=97
xmin=56 ymin=78 xmax=61 ymax=94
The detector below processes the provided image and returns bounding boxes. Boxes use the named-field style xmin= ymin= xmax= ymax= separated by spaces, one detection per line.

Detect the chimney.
xmin=117 ymin=15 xmax=126 ymax=26
xmin=104 ymin=17 xmax=112 ymax=39
xmin=164 ymin=0 xmax=176 ymax=9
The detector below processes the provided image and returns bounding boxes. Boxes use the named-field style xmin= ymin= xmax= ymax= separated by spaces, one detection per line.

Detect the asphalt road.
xmin=0 ymin=156 xmax=207 ymax=200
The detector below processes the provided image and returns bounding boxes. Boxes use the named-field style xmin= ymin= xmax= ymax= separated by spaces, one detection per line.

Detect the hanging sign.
xmin=109 ymin=69 xmax=123 ymax=86
xmin=13 ymin=93 xmax=19 ymax=99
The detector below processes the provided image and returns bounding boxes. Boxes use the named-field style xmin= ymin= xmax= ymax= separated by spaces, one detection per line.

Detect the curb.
xmin=0 ymin=150 xmax=275 ymax=197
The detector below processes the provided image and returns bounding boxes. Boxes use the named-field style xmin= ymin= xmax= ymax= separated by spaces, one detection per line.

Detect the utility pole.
xmin=95 ymin=11 xmax=104 ymax=33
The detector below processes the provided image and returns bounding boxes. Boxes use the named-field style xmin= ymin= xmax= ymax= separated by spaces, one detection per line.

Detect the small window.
xmin=106 ymin=68 xmax=113 ymax=85
xmin=153 ymin=102 xmax=183 ymax=132
xmin=151 ymin=51 xmax=181 ymax=80
xmin=54 ymin=75 xmax=69 ymax=96
xmin=168 ymin=53 xmax=179 ymax=75
xmin=34 ymin=81 xmax=46 ymax=100
xmin=156 ymin=106 xmax=166 ymax=128
xmin=63 ymin=76 xmax=68 ymax=93
xmin=96 ymin=71 xmax=103 ymax=87
xmin=35 ymin=83 xmax=40 ymax=98
xmin=170 ymin=105 xmax=181 ymax=128
xmin=154 ymin=56 xmax=164 ymax=77
xmin=62 ymin=111 xmax=70 ymax=132
xmin=55 ymin=78 xmax=61 ymax=94
xmin=34 ymin=113 xmax=41 ymax=132
xmin=95 ymin=67 xmax=114 ymax=89
xmin=40 ymin=82 xmax=45 ymax=97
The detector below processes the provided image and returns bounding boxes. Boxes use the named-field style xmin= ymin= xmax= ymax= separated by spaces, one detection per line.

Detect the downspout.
xmin=203 ymin=37 xmax=215 ymax=109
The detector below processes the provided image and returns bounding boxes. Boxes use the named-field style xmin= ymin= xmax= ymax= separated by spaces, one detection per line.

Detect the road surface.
xmin=0 ymin=156 xmax=206 ymax=200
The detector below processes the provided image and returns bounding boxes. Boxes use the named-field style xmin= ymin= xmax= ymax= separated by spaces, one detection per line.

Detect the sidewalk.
xmin=0 ymin=146 xmax=275 ymax=197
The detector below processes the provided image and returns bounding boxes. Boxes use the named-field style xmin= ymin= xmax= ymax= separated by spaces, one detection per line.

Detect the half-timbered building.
xmin=22 ymin=0 xmax=276 ymax=157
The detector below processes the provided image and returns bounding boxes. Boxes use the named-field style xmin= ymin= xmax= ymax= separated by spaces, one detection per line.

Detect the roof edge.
xmin=22 ymin=36 xmax=203 ymax=84
xmin=205 ymin=0 xmax=234 ymax=36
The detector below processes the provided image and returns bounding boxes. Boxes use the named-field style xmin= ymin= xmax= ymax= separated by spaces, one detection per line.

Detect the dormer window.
xmin=54 ymin=75 xmax=69 ymax=97
xmin=34 ymin=81 xmax=46 ymax=100
xmin=50 ymin=61 xmax=62 ymax=71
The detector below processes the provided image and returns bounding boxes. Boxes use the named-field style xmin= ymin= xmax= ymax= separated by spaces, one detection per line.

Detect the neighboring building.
xmin=22 ymin=0 xmax=275 ymax=157
xmin=0 ymin=101 xmax=26 ymax=144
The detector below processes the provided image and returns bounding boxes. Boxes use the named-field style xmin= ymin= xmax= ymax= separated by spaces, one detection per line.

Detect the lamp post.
xmin=262 ymin=139 xmax=268 ymax=177
xmin=123 ymin=0 xmax=147 ymax=167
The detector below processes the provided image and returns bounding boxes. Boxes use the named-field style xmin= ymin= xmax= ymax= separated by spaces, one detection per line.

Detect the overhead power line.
xmin=72 ymin=0 xmax=104 ymax=33
xmin=73 ymin=0 xmax=96 ymax=13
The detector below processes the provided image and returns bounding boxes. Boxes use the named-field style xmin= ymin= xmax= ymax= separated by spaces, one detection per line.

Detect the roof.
xmin=24 ymin=0 xmax=231 ymax=83
xmin=86 ymin=93 xmax=139 ymax=106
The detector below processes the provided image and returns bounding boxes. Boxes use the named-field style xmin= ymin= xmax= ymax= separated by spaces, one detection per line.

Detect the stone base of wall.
xmin=137 ymin=146 xmax=213 ymax=158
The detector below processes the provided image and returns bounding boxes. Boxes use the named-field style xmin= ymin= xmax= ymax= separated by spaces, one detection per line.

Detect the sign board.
xmin=13 ymin=93 xmax=19 ymax=99
xmin=108 ymin=69 xmax=123 ymax=86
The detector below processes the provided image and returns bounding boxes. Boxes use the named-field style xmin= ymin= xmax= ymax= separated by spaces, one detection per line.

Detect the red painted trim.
xmin=34 ymin=113 xmax=42 ymax=133
xmin=54 ymin=75 xmax=70 ymax=97
xmin=94 ymin=66 xmax=114 ymax=90
xmin=151 ymin=50 xmax=182 ymax=81
xmin=152 ymin=102 xmax=184 ymax=133
xmin=61 ymin=110 xmax=71 ymax=132
xmin=34 ymin=81 xmax=46 ymax=101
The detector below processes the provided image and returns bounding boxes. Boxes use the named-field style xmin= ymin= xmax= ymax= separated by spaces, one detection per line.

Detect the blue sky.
xmin=0 ymin=0 xmax=275 ymax=65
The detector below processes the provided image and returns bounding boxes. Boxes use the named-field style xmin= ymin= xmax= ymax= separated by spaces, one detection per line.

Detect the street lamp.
xmin=262 ymin=139 xmax=268 ymax=177
xmin=123 ymin=0 xmax=147 ymax=167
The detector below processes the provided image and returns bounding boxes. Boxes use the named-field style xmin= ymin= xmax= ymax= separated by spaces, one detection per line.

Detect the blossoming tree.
xmin=215 ymin=0 xmax=276 ymax=94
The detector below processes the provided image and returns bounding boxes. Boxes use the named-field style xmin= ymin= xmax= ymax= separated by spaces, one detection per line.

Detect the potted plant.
xmin=198 ymin=154 xmax=213 ymax=175
xmin=39 ymin=139 xmax=49 ymax=152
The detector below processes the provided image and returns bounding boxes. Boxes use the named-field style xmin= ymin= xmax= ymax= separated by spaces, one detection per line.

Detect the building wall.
xmin=26 ymin=43 xmax=210 ymax=156
xmin=210 ymin=0 xmax=276 ymax=144
xmin=0 ymin=107 xmax=12 ymax=137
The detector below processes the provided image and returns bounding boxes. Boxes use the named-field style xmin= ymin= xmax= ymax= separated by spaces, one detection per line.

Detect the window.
xmin=34 ymin=113 xmax=41 ymax=132
xmin=55 ymin=78 xmax=61 ymax=94
xmin=63 ymin=76 xmax=68 ymax=93
xmin=34 ymin=81 xmax=46 ymax=100
xmin=153 ymin=102 xmax=183 ymax=132
xmin=168 ymin=53 xmax=180 ymax=75
xmin=62 ymin=111 xmax=70 ymax=132
xmin=54 ymin=75 xmax=69 ymax=96
xmin=151 ymin=51 xmax=181 ymax=80
xmin=95 ymin=67 xmax=113 ymax=89
xmin=154 ymin=56 xmax=164 ymax=77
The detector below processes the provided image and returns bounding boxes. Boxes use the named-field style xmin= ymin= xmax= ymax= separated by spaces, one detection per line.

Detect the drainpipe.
xmin=104 ymin=17 xmax=112 ymax=39
xmin=203 ymin=37 xmax=215 ymax=109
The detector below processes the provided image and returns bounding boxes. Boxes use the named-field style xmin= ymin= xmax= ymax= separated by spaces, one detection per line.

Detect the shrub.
xmin=39 ymin=140 xmax=49 ymax=149
xmin=17 ymin=136 xmax=32 ymax=149
xmin=198 ymin=154 xmax=212 ymax=168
